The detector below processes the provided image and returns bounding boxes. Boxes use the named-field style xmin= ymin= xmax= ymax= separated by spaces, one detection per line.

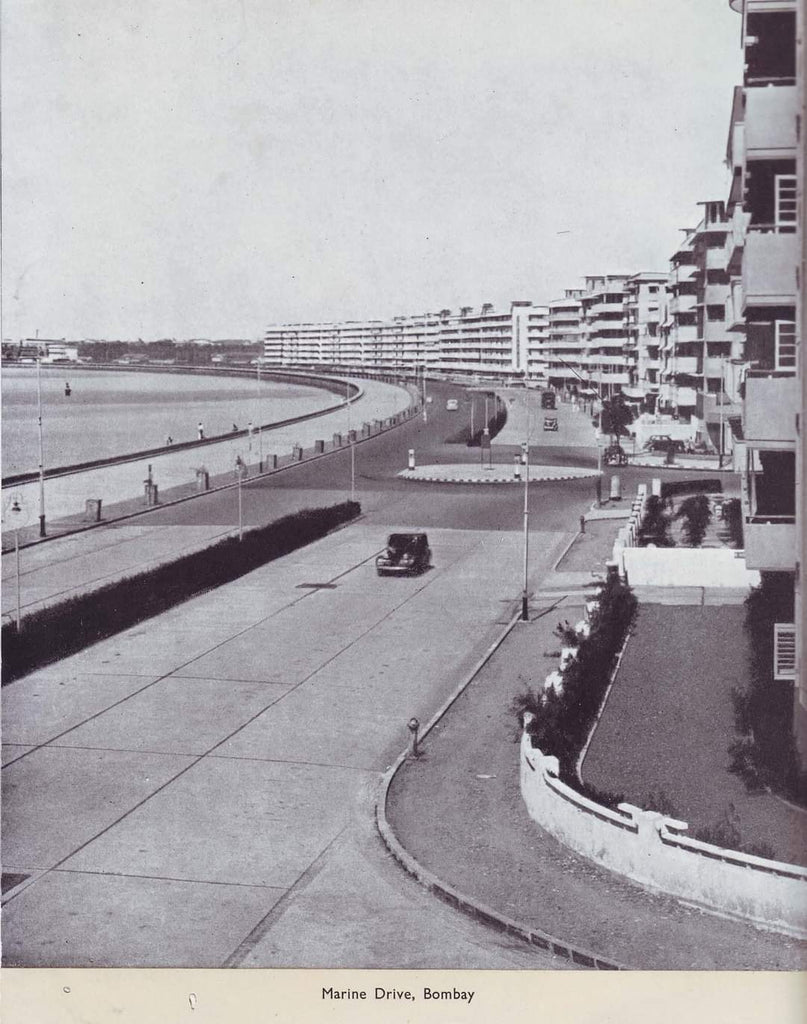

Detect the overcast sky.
xmin=2 ymin=0 xmax=742 ymax=341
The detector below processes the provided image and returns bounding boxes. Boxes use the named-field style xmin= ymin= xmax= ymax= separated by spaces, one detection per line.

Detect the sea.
xmin=1 ymin=367 xmax=336 ymax=477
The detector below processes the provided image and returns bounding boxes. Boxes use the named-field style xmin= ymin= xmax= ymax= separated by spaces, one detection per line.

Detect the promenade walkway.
xmin=383 ymin=514 xmax=807 ymax=969
xmin=1 ymin=379 xmax=413 ymax=624
xmin=2 ymin=377 xmax=411 ymax=537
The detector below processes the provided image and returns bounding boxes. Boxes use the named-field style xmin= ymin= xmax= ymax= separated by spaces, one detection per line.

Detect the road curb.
xmin=374 ymin=610 xmax=626 ymax=971
xmin=3 ymin=393 xmax=419 ymax=554
xmin=398 ymin=471 xmax=599 ymax=485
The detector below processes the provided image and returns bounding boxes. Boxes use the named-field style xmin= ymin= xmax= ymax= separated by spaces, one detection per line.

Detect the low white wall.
xmin=621 ymin=547 xmax=760 ymax=588
xmin=520 ymin=732 xmax=807 ymax=938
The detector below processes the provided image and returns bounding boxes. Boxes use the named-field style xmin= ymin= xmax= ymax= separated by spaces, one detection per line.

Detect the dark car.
xmin=376 ymin=532 xmax=432 ymax=576
xmin=541 ymin=390 xmax=557 ymax=409
xmin=543 ymin=416 xmax=558 ymax=431
xmin=644 ymin=435 xmax=687 ymax=453
xmin=603 ymin=444 xmax=629 ymax=466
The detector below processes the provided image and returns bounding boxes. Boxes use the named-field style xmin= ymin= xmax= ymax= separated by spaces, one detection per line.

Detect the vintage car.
xmin=543 ymin=416 xmax=559 ymax=431
xmin=375 ymin=532 xmax=432 ymax=576
xmin=603 ymin=444 xmax=629 ymax=466
xmin=643 ymin=435 xmax=687 ymax=453
xmin=446 ymin=398 xmax=459 ymax=411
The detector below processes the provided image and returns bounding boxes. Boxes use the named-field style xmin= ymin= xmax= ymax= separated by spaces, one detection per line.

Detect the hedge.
xmin=512 ymin=573 xmax=637 ymax=800
xmin=660 ymin=478 xmax=722 ymax=500
xmin=2 ymin=500 xmax=361 ymax=684
xmin=445 ymin=405 xmax=507 ymax=446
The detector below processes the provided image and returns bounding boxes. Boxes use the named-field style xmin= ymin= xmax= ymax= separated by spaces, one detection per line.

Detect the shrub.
xmin=728 ymin=572 xmax=806 ymax=805
xmin=2 ymin=500 xmax=361 ymax=684
xmin=660 ymin=478 xmax=722 ymax=500
xmin=638 ymin=494 xmax=675 ymax=547
xmin=675 ymin=493 xmax=712 ymax=547
xmin=514 ymin=574 xmax=637 ymax=785
xmin=721 ymin=498 xmax=744 ymax=548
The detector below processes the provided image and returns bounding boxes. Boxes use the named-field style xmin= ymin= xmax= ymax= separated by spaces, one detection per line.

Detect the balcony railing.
xmin=742 ymin=229 xmax=798 ymax=307
xmin=743 ymin=518 xmax=797 ymax=572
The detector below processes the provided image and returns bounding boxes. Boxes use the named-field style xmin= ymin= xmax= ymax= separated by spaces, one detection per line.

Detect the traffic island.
xmin=397 ymin=464 xmax=599 ymax=484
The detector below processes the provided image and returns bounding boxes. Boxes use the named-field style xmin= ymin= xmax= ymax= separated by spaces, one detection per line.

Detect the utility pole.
xmin=521 ymin=395 xmax=531 ymax=621
xmin=36 ymin=356 xmax=46 ymax=536
xmin=347 ymin=382 xmax=356 ymax=502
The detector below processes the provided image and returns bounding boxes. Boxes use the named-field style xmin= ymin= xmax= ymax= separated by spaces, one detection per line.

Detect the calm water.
xmin=1 ymin=368 xmax=336 ymax=476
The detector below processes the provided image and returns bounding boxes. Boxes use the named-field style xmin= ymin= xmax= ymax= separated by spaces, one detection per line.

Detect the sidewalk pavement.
xmin=382 ymin=525 xmax=807 ymax=970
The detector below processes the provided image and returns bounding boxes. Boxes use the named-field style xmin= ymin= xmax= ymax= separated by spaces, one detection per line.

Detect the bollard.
xmin=195 ymin=468 xmax=210 ymax=492
xmin=144 ymin=482 xmax=159 ymax=506
xmin=292 ymin=445 xmax=304 ymax=461
xmin=314 ymin=439 xmax=325 ymax=454
xmin=84 ymin=498 xmax=102 ymax=522
xmin=651 ymin=477 xmax=662 ymax=497
xmin=513 ymin=455 xmax=521 ymax=481
xmin=407 ymin=717 xmax=421 ymax=758
xmin=408 ymin=449 xmax=416 ymax=471
xmin=579 ymin=514 xmax=586 ymax=534
xmin=333 ymin=432 xmax=343 ymax=447
xmin=609 ymin=474 xmax=622 ymax=501
xmin=595 ymin=477 xmax=602 ymax=506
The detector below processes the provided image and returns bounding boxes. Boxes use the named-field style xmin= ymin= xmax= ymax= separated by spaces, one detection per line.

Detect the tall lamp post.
xmin=9 ymin=494 xmax=24 ymax=630
xmin=346 ymin=382 xmax=356 ymax=503
xmin=36 ymin=357 xmax=46 ymax=536
xmin=521 ymin=395 xmax=532 ymax=621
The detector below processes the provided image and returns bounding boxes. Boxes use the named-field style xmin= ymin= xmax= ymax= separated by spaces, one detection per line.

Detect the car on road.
xmin=603 ymin=444 xmax=629 ymax=466
xmin=543 ymin=416 xmax=558 ymax=431
xmin=446 ymin=398 xmax=459 ymax=411
xmin=643 ymin=435 xmax=687 ymax=453
xmin=541 ymin=390 xmax=557 ymax=410
xmin=376 ymin=532 xmax=432 ymax=576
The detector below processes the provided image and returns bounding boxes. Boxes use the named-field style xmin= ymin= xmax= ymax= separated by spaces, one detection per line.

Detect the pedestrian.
xmin=197 ymin=422 xmax=205 ymax=440
xmin=232 ymin=423 xmax=239 ymax=433
xmin=165 ymin=435 xmax=173 ymax=446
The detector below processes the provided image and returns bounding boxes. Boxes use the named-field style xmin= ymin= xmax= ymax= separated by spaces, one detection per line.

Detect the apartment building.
xmin=263 ymin=301 xmax=549 ymax=382
xmin=726 ymin=0 xmax=802 ymax=751
xmin=544 ymin=290 xmax=585 ymax=388
xmin=658 ymin=202 xmax=746 ymax=456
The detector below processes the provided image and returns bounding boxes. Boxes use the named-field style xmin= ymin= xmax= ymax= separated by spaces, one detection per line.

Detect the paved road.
xmin=2 ymin=382 xmax=747 ymax=968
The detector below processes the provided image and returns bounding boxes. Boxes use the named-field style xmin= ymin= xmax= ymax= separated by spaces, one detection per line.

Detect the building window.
xmin=775 ymin=175 xmax=797 ymax=231
xmin=706 ymin=305 xmax=725 ymax=322
xmin=775 ymin=321 xmax=797 ymax=371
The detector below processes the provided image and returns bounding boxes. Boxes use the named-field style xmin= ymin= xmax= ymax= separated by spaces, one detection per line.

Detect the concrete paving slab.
xmin=234 ymin=789 xmax=570 ymax=970
xmin=54 ymin=677 xmax=292 ymax=755
xmin=2 ymin=745 xmax=34 ymax=766
xmin=1 ymin=870 xmax=282 ymax=967
xmin=62 ymin=757 xmax=372 ymax=888
xmin=2 ymin=671 xmax=163 ymax=746
xmin=2 ymin=746 xmax=195 ymax=868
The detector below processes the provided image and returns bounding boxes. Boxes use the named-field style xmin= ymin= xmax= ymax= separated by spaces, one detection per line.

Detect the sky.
xmin=1 ymin=0 xmax=743 ymax=341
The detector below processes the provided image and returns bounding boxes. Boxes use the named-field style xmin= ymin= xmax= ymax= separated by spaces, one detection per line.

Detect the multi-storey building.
xmin=623 ymin=272 xmax=667 ymax=404
xmin=263 ymin=301 xmax=549 ymax=382
xmin=726 ymin=0 xmax=802 ymax=752
xmin=544 ymin=290 xmax=585 ymax=389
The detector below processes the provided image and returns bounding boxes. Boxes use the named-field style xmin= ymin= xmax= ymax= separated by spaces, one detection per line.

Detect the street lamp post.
xmin=347 ymin=382 xmax=356 ymax=502
xmin=521 ymin=395 xmax=532 ymax=621
xmin=36 ymin=357 xmax=46 ymax=537
xmin=10 ymin=496 xmax=23 ymax=630
xmin=718 ymin=360 xmax=725 ymax=469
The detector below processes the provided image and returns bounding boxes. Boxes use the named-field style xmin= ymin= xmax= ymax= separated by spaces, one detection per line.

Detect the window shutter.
xmin=774 ymin=623 xmax=796 ymax=681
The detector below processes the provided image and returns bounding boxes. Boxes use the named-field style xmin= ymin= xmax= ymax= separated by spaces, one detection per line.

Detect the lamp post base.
xmin=38 ymin=515 xmax=46 ymax=538
xmin=521 ymin=594 xmax=529 ymax=621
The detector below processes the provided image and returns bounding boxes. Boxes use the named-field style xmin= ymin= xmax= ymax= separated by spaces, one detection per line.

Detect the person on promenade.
xmin=165 ymin=435 xmax=173 ymax=446
xmin=197 ymin=422 xmax=205 ymax=440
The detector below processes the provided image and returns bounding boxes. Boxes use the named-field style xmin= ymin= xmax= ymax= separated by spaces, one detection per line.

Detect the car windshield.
xmin=387 ymin=534 xmax=423 ymax=553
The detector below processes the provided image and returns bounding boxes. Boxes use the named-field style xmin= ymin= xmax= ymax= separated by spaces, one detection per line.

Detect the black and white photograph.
xmin=1 ymin=0 xmax=806 ymax=1018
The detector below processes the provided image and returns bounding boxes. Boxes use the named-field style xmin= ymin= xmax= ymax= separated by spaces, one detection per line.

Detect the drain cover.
xmin=295 ymin=583 xmax=337 ymax=590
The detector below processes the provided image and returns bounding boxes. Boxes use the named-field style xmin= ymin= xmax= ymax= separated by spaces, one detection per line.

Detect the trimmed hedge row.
xmin=2 ymin=500 xmax=361 ymax=684
xmin=444 ymin=406 xmax=507 ymax=446
xmin=660 ymin=478 xmax=722 ymax=500
xmin=513 ymin=574 xmax=637 ymax=798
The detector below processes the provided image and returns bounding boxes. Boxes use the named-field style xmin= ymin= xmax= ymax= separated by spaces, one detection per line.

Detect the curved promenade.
xmin=2 ymin=373 xmax=412 ymax=536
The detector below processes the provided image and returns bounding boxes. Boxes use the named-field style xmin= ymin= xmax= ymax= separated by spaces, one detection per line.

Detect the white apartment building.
xmin=263 ymin=302 xmax=549 ymax=382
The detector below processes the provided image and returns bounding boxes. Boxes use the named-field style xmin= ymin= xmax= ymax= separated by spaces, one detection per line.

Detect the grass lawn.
xmin=581 ymin=603 xmax=807 ymax=866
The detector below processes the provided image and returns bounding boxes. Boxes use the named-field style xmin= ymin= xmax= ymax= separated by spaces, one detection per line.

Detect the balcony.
xmin=672 ymin=356 xmax=700 ymax=375
xmin=725 ymin=207 xmax=750 ymax=274
xmin=696 ymin=390 xmax=742 ymax=424
xmin=743 ymin=374 xmax=798 ymax=445
xmin=744 ymin=85 xmax=797 ymax=157
xmin=705 ymin=247 xmax=727 ymax=271
xmin=669 ymin=294 xmax=696 ymax=315
xmin=744 ymin=519 xmax=797 ymax=571
xmin=742 ymin=229 xmax=798 ymax=307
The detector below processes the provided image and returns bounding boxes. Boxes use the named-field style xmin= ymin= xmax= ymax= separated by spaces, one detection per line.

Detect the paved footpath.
xmin=384 ymin=581 xmax=807 ymax=970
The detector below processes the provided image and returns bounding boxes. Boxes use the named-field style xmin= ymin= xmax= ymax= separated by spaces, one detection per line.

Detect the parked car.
xmin=376 ymin=532 xmax=432 ymax=576
xmin=446 ymin=398 xmax=459 ymax=411
xmin=603 ymin=444 xmax=629 ymax=466
xmin=541 ymin=390 xmax=557 ymax=410
xmin=643 ymin=435 xmax=687 ymax=453
xmin=543 ymin=416 xmax=558 ymax=432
